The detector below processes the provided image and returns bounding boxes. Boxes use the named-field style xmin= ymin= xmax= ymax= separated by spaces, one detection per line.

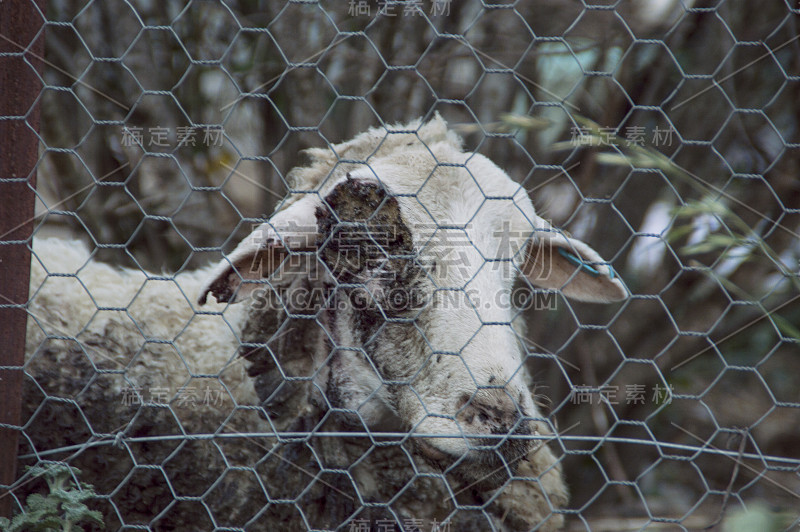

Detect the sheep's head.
xmin=199 ymin=115 xmax=626 ymax=491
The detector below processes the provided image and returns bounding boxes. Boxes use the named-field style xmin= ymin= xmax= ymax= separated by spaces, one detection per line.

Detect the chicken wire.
xmin=2 ymin=0 xmax=800 ymax=530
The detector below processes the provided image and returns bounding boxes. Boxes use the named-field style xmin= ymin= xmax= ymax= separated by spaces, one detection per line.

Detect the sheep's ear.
xmin=522 ymin=232 xmax=627 ymax=303
xmin=198 ymin=196 xmax=320 ymax=305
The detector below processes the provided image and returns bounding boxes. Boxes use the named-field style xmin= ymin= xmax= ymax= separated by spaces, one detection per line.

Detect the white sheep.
xmin=22 ymin=114 xmax=626 ymax=530
xmin=26 ymin=236 xmax=255 ymax=407
xmin=200 ymin=113 xmax=625 ymax=488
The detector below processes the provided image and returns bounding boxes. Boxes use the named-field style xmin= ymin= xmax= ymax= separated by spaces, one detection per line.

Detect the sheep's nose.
xmin=456 ymin=389 xmax=526 ymax=434
xmin=444 ymin=389 xmax=534 ymax=491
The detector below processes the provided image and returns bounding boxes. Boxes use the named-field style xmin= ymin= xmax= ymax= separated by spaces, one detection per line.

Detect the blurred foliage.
xmin=723 ymin=502 xmax=796 ymax=532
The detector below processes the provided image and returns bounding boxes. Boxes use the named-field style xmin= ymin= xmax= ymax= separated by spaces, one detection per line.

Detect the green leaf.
xmin=25 ymin=492 xmax=58 ymax=513
xmin=7 ymin=462 xmax=105 ymax=531
xmin=595 ymin=153 xmax=632 ymax=166
xmin=63 ymin=501 xmax=103 ymax=526
xmin=772 ymin=313 xmax=800 ymax=341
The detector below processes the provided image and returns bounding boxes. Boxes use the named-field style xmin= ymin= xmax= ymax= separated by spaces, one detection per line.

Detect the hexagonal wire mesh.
xmin=3 ymin=0 xmax=800 ymax=530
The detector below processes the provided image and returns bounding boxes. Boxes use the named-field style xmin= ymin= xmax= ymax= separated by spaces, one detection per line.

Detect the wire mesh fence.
xmin=2 ymin=0 xmax=800 ymax=530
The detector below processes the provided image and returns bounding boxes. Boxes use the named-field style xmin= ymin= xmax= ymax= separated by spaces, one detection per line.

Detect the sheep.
xmin=199 ymin=113 xmax=626 ymax=490
xmin=21 ymin=238 xmax=566 ymax=531
xmin=20 ymin=114 xmax=626 ymax=530
xmin=22 ymin=237 xmax=267 ymax=528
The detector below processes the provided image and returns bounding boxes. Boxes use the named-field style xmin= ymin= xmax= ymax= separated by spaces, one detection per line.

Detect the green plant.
xmin=0 ymin=462 xmax=103 ymax=532
xmin=723 ymin=502 xmax=796 ymax=532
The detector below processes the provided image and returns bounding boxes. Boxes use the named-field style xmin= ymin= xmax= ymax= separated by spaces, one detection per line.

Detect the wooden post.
xmin=0 ymin=0 xmax=46 ymax=519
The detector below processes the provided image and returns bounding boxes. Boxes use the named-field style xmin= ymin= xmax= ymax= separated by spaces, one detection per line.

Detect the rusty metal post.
xmin=0 ymin=0 xmax=46 ymax=519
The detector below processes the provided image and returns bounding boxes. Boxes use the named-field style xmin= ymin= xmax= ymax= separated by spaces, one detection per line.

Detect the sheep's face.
xmin=200 ymin=120 xmax=626 ymax=490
